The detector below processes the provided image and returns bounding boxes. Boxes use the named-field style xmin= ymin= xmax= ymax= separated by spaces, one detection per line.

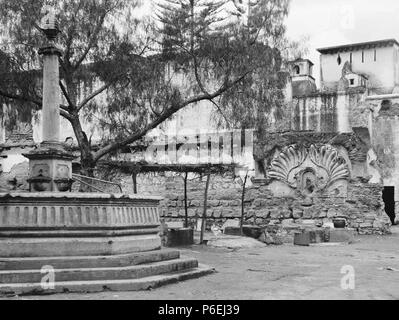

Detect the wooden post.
xmin=132 ymin=173 xmax=138 ymax=194
xmin=240 ymin=170 xmax=249 ymax=236
xmin=200 ymin=173 xmax=211 ymax=244
xmin=132 ymin=166 xmax=140 ymax=195
xmin=184 ymin=172 xmax=189 ymax=228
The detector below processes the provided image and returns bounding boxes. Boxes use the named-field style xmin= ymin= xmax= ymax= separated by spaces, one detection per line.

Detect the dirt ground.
xmin=9 ymin=226 xmax=399 ymax=300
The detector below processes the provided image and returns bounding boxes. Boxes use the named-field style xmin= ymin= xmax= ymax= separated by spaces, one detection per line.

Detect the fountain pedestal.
xmin=24 ymin=43 xmax=75 ymax=193
xmin=24 ymin=148 xmax=75 ymax=192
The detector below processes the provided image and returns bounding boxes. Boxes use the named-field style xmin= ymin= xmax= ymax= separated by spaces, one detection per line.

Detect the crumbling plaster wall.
xmin=292 ymin=90 xmax=369 ymax=134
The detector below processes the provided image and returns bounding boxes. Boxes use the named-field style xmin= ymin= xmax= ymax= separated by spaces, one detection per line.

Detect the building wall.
xmin=320 ymin=45 xmax=399 ymax=93
xmin=373 ymin=116 xmax=399 ymax=203
xmin=292 ymin=94 xmax=338 ymax=132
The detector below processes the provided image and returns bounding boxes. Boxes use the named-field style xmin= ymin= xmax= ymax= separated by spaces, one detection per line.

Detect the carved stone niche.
xmin=267 ymin=144 xmax=350 ymax=198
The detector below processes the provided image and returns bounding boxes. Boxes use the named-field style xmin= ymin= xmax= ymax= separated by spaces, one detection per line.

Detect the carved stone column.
xmin=24 ymin=11 xmax=74 ymax=192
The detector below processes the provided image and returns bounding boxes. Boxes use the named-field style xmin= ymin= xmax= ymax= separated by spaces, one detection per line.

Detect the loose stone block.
xmin=165 ymin=228 xmax=194 ymax=247
xmin=294 ymin=233 xmax=310 ymax=246
xmin=224 ymin=226 xmax=242 ymax=236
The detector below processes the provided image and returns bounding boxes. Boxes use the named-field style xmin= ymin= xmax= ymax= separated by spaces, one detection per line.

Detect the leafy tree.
xmin=0 ymin=0 xmax=293 ymax=176
xmin=211 ymin=0 xmax=298 ymax=135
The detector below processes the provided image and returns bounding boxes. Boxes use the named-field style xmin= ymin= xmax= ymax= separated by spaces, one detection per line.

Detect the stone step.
xmin=0 ymin=249 xmax=180 ymax=270
xmin=0 ymin=264 xmax=215 ymax=296
xmin=0 ymin=258 xmax=198 ymax=284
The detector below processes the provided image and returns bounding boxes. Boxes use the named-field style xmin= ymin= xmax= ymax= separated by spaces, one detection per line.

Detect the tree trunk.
xmin=200 ymin=173 xmax=211 ymax=245
xmin=69 ymin=114 xmax=96 ymax=191
xmin=79 ymin=156 xmax=96 ymax=192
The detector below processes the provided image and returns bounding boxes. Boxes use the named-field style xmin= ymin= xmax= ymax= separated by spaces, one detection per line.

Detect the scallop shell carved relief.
xmin=269 ymin=145 xmax=307 ymax=188
xmin=308 ymin=145 xmax=350 ymax=188
xmin=269 ymin=145 xmax=350 ymax=195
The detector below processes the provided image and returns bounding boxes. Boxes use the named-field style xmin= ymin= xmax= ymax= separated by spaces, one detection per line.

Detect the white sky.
xmin=286 ymin=0 xmax=399 ymax=84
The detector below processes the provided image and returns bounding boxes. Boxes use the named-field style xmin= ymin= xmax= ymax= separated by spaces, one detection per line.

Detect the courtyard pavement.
xmin=6 ymin=226 xmax=399 ymax=300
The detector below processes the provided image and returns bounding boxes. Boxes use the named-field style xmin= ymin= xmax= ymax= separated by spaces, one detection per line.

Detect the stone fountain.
xmin=0 ymin=6 xmax=213 ymax=295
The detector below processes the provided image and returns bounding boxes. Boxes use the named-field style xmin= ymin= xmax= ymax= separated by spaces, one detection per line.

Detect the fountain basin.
xmin=0 ymin=193 xmax=163 ymax=257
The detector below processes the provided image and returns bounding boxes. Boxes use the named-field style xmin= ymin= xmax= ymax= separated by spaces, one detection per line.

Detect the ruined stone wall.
xmin=110 ymin=171 xmax=390 ymax=235
xmin=113 ymin=171 xmax=244 ymax=224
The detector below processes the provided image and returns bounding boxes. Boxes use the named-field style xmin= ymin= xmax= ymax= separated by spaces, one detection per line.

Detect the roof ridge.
xmin=317 ymin=39 xmax=399 ymax=54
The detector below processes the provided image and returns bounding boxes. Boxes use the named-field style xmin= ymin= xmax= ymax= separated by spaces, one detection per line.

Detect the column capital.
xmin=38 ymin=45 xmax=63 ymax=57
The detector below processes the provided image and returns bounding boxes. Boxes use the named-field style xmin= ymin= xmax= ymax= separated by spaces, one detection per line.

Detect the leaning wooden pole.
xmin=200 ymin=173 xmax=211 ymax=244
xmin=240 ymin=171 xmax=249 ymax=236
xmin=184 ymin=172 xmax=189 ymax=228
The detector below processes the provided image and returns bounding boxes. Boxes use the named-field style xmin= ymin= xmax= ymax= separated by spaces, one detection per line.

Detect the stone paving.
xmin=5 ymin=226 xmax=399 ymax=300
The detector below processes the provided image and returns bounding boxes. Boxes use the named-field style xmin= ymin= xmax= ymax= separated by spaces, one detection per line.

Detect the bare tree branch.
xmin=60 ymin=109 xmax=73 ymax=121
xmin=59 ymin=81 xmax=75 ymax=111
xmin=77 ymin=81 xmax=112 ymax=112
xmin=93 ymin=71 xmax=250 ymax=162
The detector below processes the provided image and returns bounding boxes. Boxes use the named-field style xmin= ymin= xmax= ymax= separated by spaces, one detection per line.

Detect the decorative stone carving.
xmin=25 ymin=149 xmax=75 ymax=192
xmin=308 ymin=145 xmax=350 ymax=188
xmin=268 ymin=145 xmax=307 ymax=188
xmin=269 ymin=145 xmax=350 ymax=196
